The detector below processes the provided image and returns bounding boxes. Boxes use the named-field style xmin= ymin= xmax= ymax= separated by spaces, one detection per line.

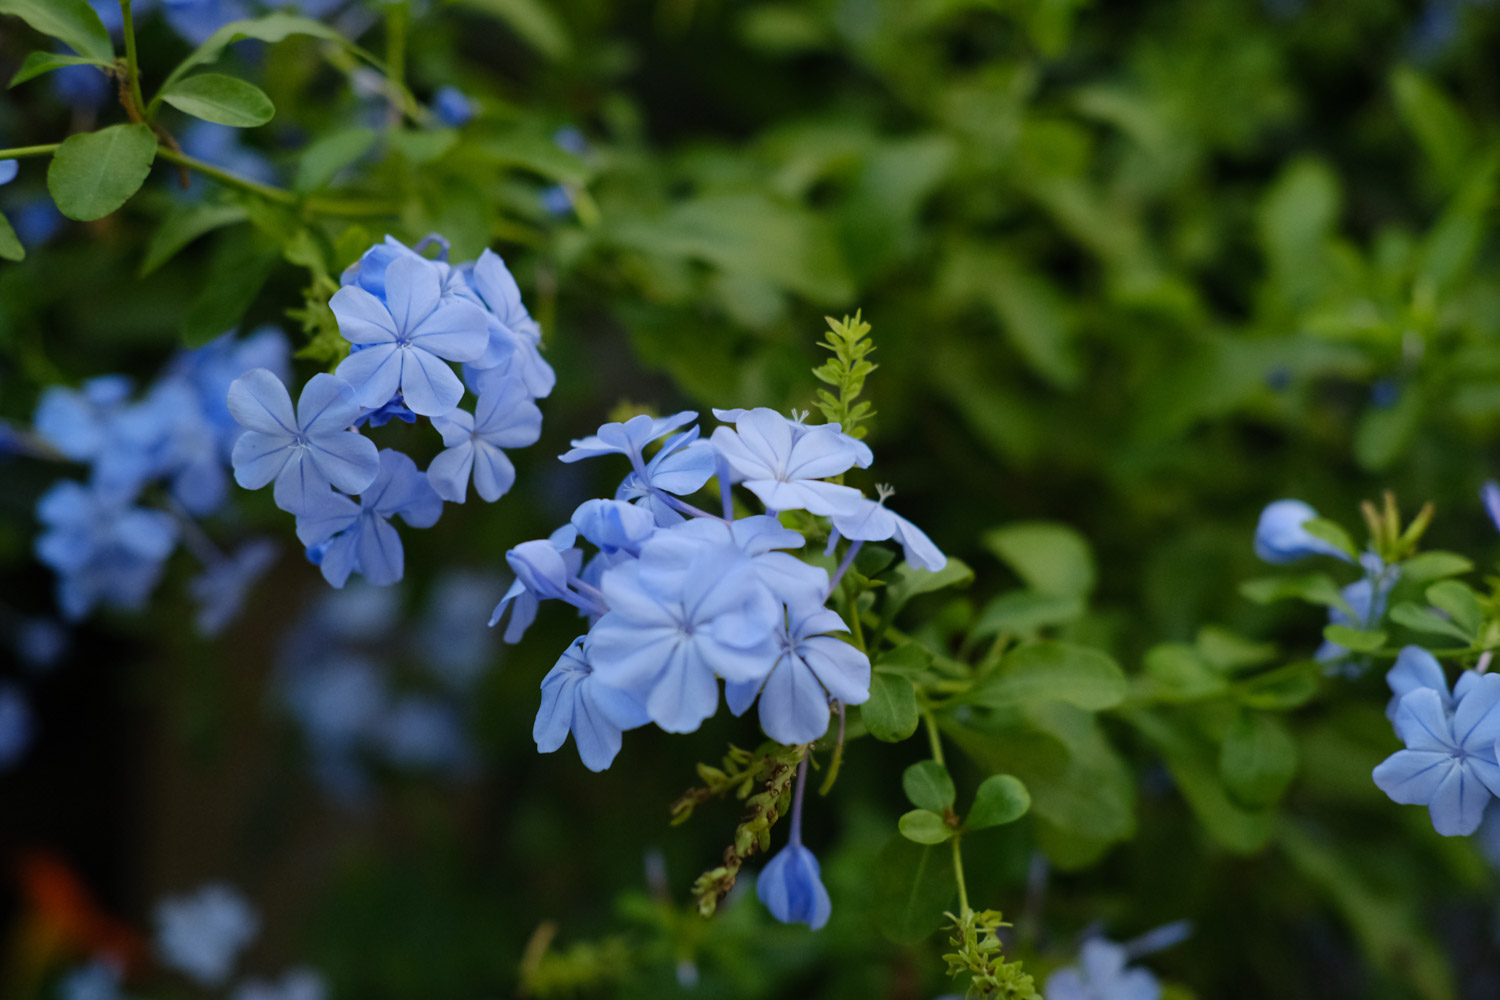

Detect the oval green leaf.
xmin=966 ymin=774 xmax=1031 ymax=830
xmin=873 ymin=835 xmax=955 ymax=945
xmin=968 ymin=641 xmax=1127 ymax=711
xmin=0 ymin=210 xmax=23 ymax=261
xmin=9 ymin=50 xmax=107 ymax=88
xmin=160 ymin=73 xmax=274 ymax=127
xmin=47 ymin=124 xmax=157 ymax=221
xmin=902 ymin=760 xmax=955 ymax=812
xmin=898 ymin=809 xmax=953 ymax=845
xmin=1219 ymin=710 xmax=1297 ymax=808
xmin=0 ymin=0 xmax=113 ymax=63
xmin=863 ymin=672 xmax=919 ymax=742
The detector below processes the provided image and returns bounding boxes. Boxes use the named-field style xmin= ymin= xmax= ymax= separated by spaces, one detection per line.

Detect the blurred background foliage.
xmin=5 ymin=0 xmax=1500 ymax=997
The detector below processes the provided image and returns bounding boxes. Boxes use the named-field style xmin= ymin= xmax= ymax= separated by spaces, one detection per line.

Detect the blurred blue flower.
xmin=432 ymin=85 xmax=476 ymax=127
xmin=534 ymin=637 xmax=649 ymax=771
xmin=34 ymin=375 xmax=135 ymax=463
xmin=231 ymin=968 xmax=328 ymax=1000
xmin=0 ymin=159 xmax=16 ymax=186
xmin=1316 ymin=562 xmax=1398 ymax=663
xmin=189 ymin=539 xmax=277 ymax=635
xmin=1373 ymin=672 xmax=1500 ymax=835
xmin=378 ymin=695 xmax=473 ymax=772
xmin=162 ymin=0 xmax=253 ymax=45
xmin=228 ymin=368 xmax=380 ymax=514
xmin=426 ymin=377 xmax=542 ymax=502
xmin=34 ymin=481 xmax=178 ymax=621
xmin=57 ymin=959 xmax=126 ymax=1000
xmin=11 ymin=197 xmax=66 ymax=246
xmin=331 ymin=256 xmax=490 ymax=416
xmin=1482 ymin=480 xmax=1500 ymax=533
xmin=154 ymin=883 xmax=259 ymax=987
xmin=416 ymin=570 xmax=504 ymax=691
xmin=1046 ymin=938 xmax=1161 ymax=1000
xmin=1253 ymin=499 xmax=1350 ymax=563
xmin=0 ymin=683 xmax=34 ymax=768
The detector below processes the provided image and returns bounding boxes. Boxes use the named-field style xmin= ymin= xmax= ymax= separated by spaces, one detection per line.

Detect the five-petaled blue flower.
xmin=1373 ymin=670 xmax=1500 ymax=836
xmin=295 ymin=450 xmax=442 ymax=588
xmin=533 ymin=637 xmax=650 ymax=771
xmin=330 ymin=255 xmax=490 ymax=416
xmin=228 ymin=368 xmax=380 ymax=514
xmin=710 ymin=408 xmax=871 ymax=516
xmin=426 ymin=376 xmax=542 ymax=502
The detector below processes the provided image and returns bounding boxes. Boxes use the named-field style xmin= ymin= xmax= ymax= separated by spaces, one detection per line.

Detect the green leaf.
xmin=902 ymin=760 xmax=955 ymax=812
xmin=873 ymin=642 xmax=934 ymax=680
xmin=1141 ymin=644 xmax=1229 ymax=703
xmin=1240 ymin=573 xmax=1349 ymax=612
xmin=1398 ymin=551 xmax=1473 ymax=585
xmin=898 ymin=809 xmax=953 ymax=844
xmin=982 ymin=522 xmax=1095 ymax=598
xmin=159 ymin=73 xmax=274 ymax=127
xmin=388 ymin=127 xmax=458 ymax=164
xmin=872 ymin=834 xmax=954 ymax=945
xmin=1391 ymin=66 xmax=1473 ymax=189
xmin=862 ymin=672 xmax=919 ymax=742
xmin=9 ymin=50 xmax=106 ymax=87
xmin=450 ymin=0 xmax=572 ymax=59
xmin=181 ymin=233 xmax=280 ymax=346
xmin=1354 ymin=386 xmax=1423 ymax=473
xmin=1126 ymin=709 xmax=1274 ymax=853
xmin=1425 ymin=580 xmax=1482 ymax=638
xmin=1234 ymin=663 xmax=1319 ymax=710
xmin=968 ymin=641 xmax=1126 ymax=711
xmin=1321 ymin=625 xmax=1387 ymax=653
xmin=972 ymin=590 xmax=1085 ymax=638
xmin=141 ymin=201 xmax=250 ymax=276
xmin=942 ymin=703 xmax=1134 ymax=851
xmin=471 ymin=132 xmax=589 ymax=185
xmin=294 ymin=127 xmax=377 ymax=193
xmin=1300 ymin=518 xmax=1359 ymax=561
xmin=0 ymin=0 xmax=112 ymax=62
xmin=47 ymin=124 xmax=158 ymax=222
xmin=1195 ymin=627 xmax=1280 ymax=674
xmin=1388 ymin=601 xmax=1473 ymax=643
xmin=1220 ymin=711 xmax=1298 ymax=808
xmin=881 ymin=557 xmax=973 ymax=625
xmin=159 ymin=13 xmax=354 ymax=97
xmin=0 ymin=211 xmax=23 ymax=261
xmin=966 ymin=774 xmax=1031 ymax=830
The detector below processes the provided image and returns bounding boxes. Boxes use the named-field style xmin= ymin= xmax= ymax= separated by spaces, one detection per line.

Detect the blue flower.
xmin=426 ymin=376 xmax=542 ymax=502
xmin=1383 ymin=645 xmax=1472 ymax=721
xmin=1253 ymin=499 xmax=1351 ymax=563
xmin=189 ymin=539 xmax=277 ymax=636
xmin=231 ymin=968 xmax=328 ymax=1000
xmin=1373 ymin=672 xmax=1500 ymax=835
xmin=461 ymin=250 xmax=556 ymax=398
xmin=829 ymin=489 xmax=947 ymax=572
xmin=294 ymin=450 xmax=442 ymax=587
xmin=33 ymin=375 xmax=135 ymax=462
xmin=161 ymin=0 xmax=252 ymax=45
xmin=57 ymin=960 xmax=126 ymax=1000
xmin=154 ymin=883 xmax=259 ymax=987
xmin=570 ymin=499 xmax=658 ymax=557
xmin=228 ymin=368 xmax=380 ymax=514
xmin=1483 ymin=480 xmax=1500 ymax=534
xmin=726 ymin=605 xmax=870 ymax=745
xmin=34 ymin=481 xmax=179 ymax=621
xmin=1045 ymin=938 xmax=1162 ymax=1000
xmin=757 ymin=841 xmax=831 ymax=930
xmin=562 ymin=411 xmax=698 ymax=467
xmin=432 ymin=85 xmax=476 ymax=127
xmin=377 ymin=695 xmax=473 ymax=772
xmin=489 ymin=526 xmax=585 ymax=642
xmin=615 ymin=425 xmax=717 ymax=525
xmin=534 ymin=637 xmax=651 ymax=771
xmin=0 ymin=158 xmax=16 ymax=186
xmin=710 ymin=408 xmax=872 ymax=516
xmin=588 ymin=533 xmax=779 ymax=733
xmin=0 ymin=682 xmax=34 ymax=769
xmin=330 ymin=256 xmax=490 ymax=416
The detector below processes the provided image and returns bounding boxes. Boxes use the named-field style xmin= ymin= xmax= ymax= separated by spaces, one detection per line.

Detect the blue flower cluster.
xmin=1045 ymin=938 xmax=1162 ymax=1000
xmin=1373 ymin=646 xmax=1500 ymax=836
xmin=1252 ymin=498 xmax=1399 ymax=663
xmin=499 ymin=405 xmax=944 ymax=766
xmin=275 ymin=574 xmax=499 ymax=801
xmin=62 ymin=882 xmax=326 ymax=1000
xmin=229 ymin=236 xmax=550 ymax=588
xmin=30 ymin=328 xmax=290 ymax=630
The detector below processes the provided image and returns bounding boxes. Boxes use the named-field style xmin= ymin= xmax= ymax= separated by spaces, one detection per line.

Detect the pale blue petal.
xmin=335 ymin=343 xmax=403 ymax=408
xmin=227 ymin=368 xmax=296 ymax=435
xmin=756 ymin=842 xmax=830 ymax=930
xmin=398 ymin=346 xmax=466 ymax=417
xmin=1373 ymin=748 xmax=1451 ymax=805
xmin=329 ymin=285 xmax=398 ymax=345
xmin=427 ymin=441 xmax=474 ymax=502
xmin=1393 ymin=688 xmax=1456 ymax=752
xmin=471 ymin=442 xmax=516 ymax=502
xmin=231 ymin=431 xmax=289 ymax=489
xmin=308 ymin=430 xmax=380 ymax=497
xmin=757 ymin=654 xmax=833 ymax=744
xmin=1454 ymin=673 xmax=1500 ymax=749
xmin=1429 ymin=762 xmax=1492 ymax=836
xmin=357 ymin=513 xmax=404 ymax=586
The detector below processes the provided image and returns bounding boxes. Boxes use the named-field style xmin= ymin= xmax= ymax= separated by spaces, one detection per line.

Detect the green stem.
xmin=923 ymin=710 xmax=944 ymax=766
xmin=846 ymin=590 xmax=867 ymax=653
xmin=385 ymin=1 xmax=410 ymax=124
xmin=0 ymin=145 xmax=62 ymax=159
xmin=951 ymin=835 xmax=971 ymax=918
xmin=119 ymin=0 xmax=149 ymax=122
xmin=154 ymin=147 xmax=398 ymax=217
